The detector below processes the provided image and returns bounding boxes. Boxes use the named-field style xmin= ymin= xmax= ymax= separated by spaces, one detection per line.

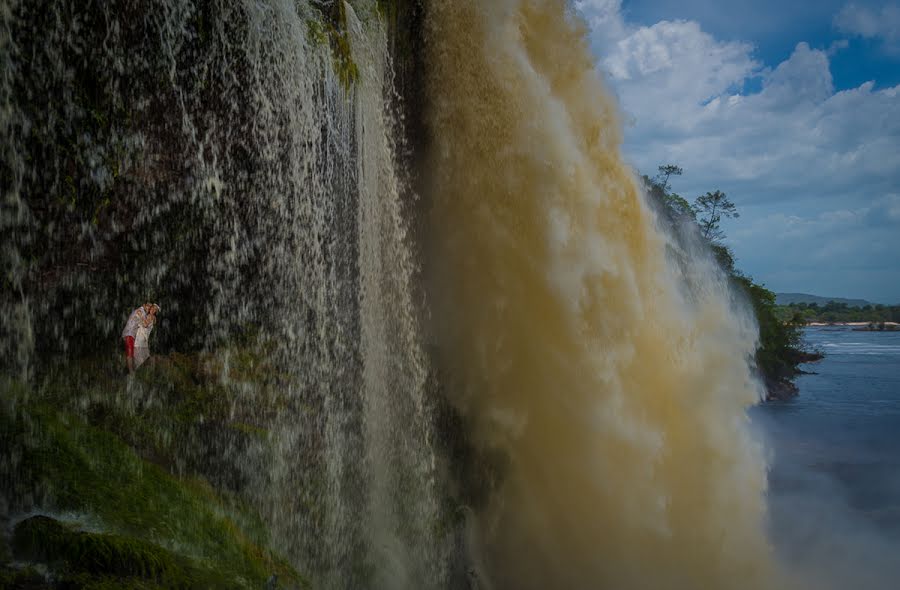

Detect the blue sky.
xmin=576 ymin=0 xmax=900 ymax=303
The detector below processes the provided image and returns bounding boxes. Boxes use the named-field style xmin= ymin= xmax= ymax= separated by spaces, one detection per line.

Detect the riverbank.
xmin=764 ymin=348 xmax=825 ymax=401
xmin=807 ymin=321 xmax=899 ymax=327
xmin=807 ymin=322 xmax=899 ymax=331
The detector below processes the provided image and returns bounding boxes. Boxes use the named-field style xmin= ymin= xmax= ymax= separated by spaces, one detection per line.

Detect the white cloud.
xmin=762 ymin=42 xmax=833 ymax=106
xmin=827 ymin=39 xmax=850 ymax=55
xmin=607 ymin=21 xmax=760 ymax=123
xmin=576 ymin=3 xmax=900 ymax=302
xmin=575 ymin=0 xmax=627 ymax=51
xmin=834 ymin=3 xmax=900 ymax=49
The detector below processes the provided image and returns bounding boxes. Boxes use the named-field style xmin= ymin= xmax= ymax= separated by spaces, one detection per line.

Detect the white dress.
xmin=134 ymin=322 xmax=153 ymax=369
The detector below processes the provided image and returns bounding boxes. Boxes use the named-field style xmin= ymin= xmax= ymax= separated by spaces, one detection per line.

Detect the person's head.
xmin=142 ymin=302 xmax=153 ymax=312
xmin=149 ymin=303 xmax=160 ymax=317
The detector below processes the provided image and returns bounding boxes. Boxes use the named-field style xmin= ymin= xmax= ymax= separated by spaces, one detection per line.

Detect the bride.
xmin=134 ymin=303 xmax=159 ymax=370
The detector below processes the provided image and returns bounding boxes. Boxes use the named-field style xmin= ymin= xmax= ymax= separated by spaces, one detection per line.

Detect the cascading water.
xmin=350 ymin=7 xmax=449 ymax=585
xmin=1 ymin=0 xmax=803 ymax=588
xmin=423 ymin=1 xmax=782 ymax=588
xmin=1 ymin=0 xmax=448 ymax=587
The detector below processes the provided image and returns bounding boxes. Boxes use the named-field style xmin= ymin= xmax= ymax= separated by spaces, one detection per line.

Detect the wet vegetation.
xmin=1 ymin=0 xmax=449 ymax=586
xmin=310 ymin=0 xmax=360 ymax=89
xmin=776 ymin=301 xmax=900 ymax=324
xmin=0 ymin=0 xmax=376 ymax=369
xmin=643 ymin=166 xmax=816 ymax=399
xmin=1 ymin=350 xmax=308 ymax=588
xmin=0 ymin=0 xmax=799 ymax=586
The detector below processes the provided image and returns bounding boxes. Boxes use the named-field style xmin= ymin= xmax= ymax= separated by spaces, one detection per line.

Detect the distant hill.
xmin=776 ymin=293 xmax=872 ymax=307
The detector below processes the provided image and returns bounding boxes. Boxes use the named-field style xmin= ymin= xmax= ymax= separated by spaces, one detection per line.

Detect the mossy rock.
xmin=309 ymin=0 xmax=360 ymax=91
xmin=13 ymin=516 xmax=175 ymax=582
xmin=11 ymin=516 xmax=233 ymax=589
xmin=30 ymin=349 xmax=290 ymax=491
xmin=3 ymin=349 xmax=312 ymax=588
xmin=0 ymin=404 xmax=305 ymax=589
xmin=0 ymin=564 xmax=53 ymax=589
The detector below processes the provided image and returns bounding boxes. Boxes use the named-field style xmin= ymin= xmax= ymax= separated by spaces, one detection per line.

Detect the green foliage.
xmin=309 ymin=0 xmax=360 ymax=91
xmin=694 ymin=190 xmax=739 ymax=243
xmin=29 ymin=347 xmax=293 ymax=483
xmin=643 ymin=163 xmax=813 ymax=392
xmin=666 ymin=194 xmax=697 ymax=220
xmin=732 ymin=276 xmax=803 ymax=380
xmin=640 ymin=174 xmax=696 ymax=223
xmin=306 ymin=19 xmax=330 ymax=46
xmin=376 ymin=0 xmax=400 ymax=21
xmin=775 ymin=301 xmax=900 ymax=324
xmin=0 ymin=565 xmax=52 ymax=589
xmin=709 ymin=243 xmax=736 ymax=274
xmin=0 ymin=371 xmax=305 ymax=589
xmin=654 ymin=164 xmax=683 ymax=191
xmin=12 ymin=516 xmax=206 ymax=587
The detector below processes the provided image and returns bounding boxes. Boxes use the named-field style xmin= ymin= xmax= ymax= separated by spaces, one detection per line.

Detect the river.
xmin=752 ymin=326 xmax=900 ymax=588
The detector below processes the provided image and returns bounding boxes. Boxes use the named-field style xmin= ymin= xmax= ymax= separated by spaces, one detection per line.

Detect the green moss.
xmin=11 ymin=515 xmax=238 ymax=589
xmin=331 ymin=30 xmax=360 ymax=91
xmin=375 ymin=0 xmax=399 ymax=22
xmin=306 ymin=19 xmax=329 ymax=47
xmin=14 ymin=516 xmax=177 ymax=582
xmin=0 ymin=402 xmax=305 ymax=589
xmin=2 ymin=347 xmax=313 ymax=586
xmin=31 ymin=349 xmax=288 ymax=477
xmin=308 ymin=1 xmax=360 ymax=91
xmin=0 ymin=564 xmax=52 ymax=588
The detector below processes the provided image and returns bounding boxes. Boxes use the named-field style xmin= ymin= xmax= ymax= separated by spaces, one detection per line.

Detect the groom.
xmin=121 ymin=302 xmax=159 ymax=373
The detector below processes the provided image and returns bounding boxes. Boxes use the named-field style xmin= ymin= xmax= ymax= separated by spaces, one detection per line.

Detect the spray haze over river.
xmin=755 ymin=327 xmax=900 ymax=590
xmin=1 ymin=0 xmax=896 ymax=589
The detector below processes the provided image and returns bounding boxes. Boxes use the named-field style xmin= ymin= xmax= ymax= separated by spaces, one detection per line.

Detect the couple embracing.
xmin=121 ymin=302 xmax=160 ymax=373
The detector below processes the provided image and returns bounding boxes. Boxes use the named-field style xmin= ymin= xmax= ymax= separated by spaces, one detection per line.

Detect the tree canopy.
xmin=694 ymin=190 xmax=739 ymax=243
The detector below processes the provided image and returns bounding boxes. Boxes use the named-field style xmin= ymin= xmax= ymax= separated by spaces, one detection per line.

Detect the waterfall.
xmin=2 ymin=0 xmax=797 ymax=588
xmin=350 ymin=6 xmax=449 ymax=586
xmin=1 ymin=0 xmax=447 ymax=587
xmin=423 ymin=1 xmax=780 ymax=588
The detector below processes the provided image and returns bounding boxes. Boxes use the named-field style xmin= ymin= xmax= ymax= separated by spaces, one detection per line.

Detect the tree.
xmin=694 ymin=190 xmax=739 ymax=242
xmin=665 ymin=193 xmax=696 ymax=220
xmin=710 ymin=243 xmax=736 ymax=274
xmin=641 ymin=164 xmax=814 ymax=397
xmin=654 ymin=164 xmax=683 ymax=192
xmin=643 ymin=164 xmax=695 ymax=221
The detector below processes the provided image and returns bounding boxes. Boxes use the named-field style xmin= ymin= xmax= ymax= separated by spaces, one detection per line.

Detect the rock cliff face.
xmin=2 ymin=1 xmax=462 ymax=588
xmin=1 ymin=2 xmax=786 ymax=588
xmin=2 ymin=0 xmax=364 ymax=360
xmin=763 ymin=349 xmax=825 ymax=401
xmin=1 ymin=352 xmax=308 ymax=588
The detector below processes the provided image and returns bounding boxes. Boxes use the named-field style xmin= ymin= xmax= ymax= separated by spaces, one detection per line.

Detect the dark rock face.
xmin=3 ymin=2 xmax=467 ymax=587
xmin=764 ymin=377 xmax=800 ymax=401
xmin=785 ymin=349 xmax=825 ymax=364
xmin=763 ymin=349 xmax=823 ymax=400
xmin=1 ymin=0 xmax=364 ymax=363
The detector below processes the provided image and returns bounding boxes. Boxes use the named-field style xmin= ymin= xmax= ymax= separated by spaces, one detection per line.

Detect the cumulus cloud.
xmin=834 ymin=3 xmax=900 ymax=51
xmin=575 ymin=2 xmax=900 ymax=302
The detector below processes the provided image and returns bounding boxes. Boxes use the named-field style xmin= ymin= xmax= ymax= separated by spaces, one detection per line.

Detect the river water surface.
xmin=752 ymin=327 xmax=900 ymax=588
